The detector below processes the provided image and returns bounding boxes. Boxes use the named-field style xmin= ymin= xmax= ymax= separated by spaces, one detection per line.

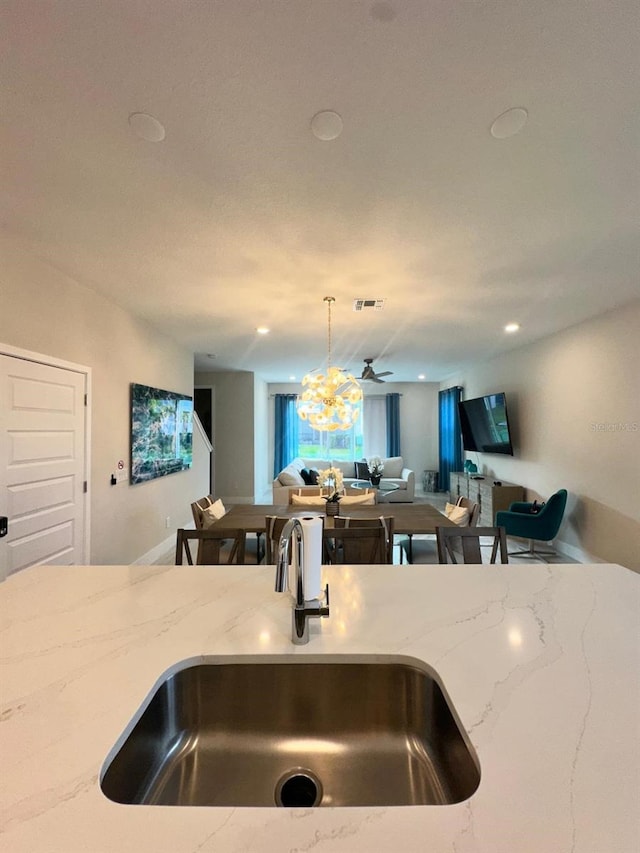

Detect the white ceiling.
xmin=2 ymin=1 xmax=638 ymax=382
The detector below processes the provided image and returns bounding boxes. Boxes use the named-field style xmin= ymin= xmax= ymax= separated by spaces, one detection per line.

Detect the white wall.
xmin=443 ymin=300 xmax=640 ymax=571
xmin=0 ymin=234 xmax=209 ymax=564
xmin=267 ymin=381 xmax=440 ymax=483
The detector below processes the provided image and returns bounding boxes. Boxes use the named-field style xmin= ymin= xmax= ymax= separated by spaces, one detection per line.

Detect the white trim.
xmin=193 ymin=411 xmax=213 ymax=452
xmin=0 ymin=342 xmax=92 ymax=564
xmin=0 ymin=342 xmax=90 ymax=375
xmin=133 ymin=521 xmax=195 ymax=565
xmin=553 ymin=538 xmax=606 ymax=565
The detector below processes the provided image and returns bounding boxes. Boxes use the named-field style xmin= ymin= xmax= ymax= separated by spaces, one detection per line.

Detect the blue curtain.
xmin=274 ymin=394 xmax=299 ymax=477
xmin=386 ymin=393 xmax=401 ymax=457
xmin=438 ymin=387 xmax=463 ymax=492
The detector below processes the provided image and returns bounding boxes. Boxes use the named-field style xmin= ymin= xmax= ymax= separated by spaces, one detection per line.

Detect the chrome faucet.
xmin=274 ymin=518 xmax=330 ymax=645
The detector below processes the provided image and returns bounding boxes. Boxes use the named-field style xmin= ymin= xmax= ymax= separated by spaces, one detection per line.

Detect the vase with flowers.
xmin=367 ymin=456 xmax=384 ymax=487
xmin=317 ymin=467 xmax=344 ymax=516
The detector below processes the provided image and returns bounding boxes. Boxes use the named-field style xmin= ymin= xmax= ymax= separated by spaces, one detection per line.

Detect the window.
xmin=297 ymin=416 xmax=363 ymax=461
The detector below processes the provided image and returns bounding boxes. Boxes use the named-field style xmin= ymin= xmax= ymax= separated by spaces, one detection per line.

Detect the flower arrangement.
xmin=317 ymin=467 xmax=344 ymax=503
xmin=367 ymin=456 xmax=384 ymax=478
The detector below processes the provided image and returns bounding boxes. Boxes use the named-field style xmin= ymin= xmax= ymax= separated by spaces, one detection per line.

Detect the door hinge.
xmin=83 ymin=481 xmax=87 ymax=493
xmin=84 ymin=393 xmax=88 ymax=406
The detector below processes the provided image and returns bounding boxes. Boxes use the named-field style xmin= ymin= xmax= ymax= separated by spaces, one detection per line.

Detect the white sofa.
xmin=272 ymin=456 xmax=415 ymax=503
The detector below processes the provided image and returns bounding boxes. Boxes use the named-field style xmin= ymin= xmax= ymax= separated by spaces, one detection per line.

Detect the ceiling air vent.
xmin=353 ymin=299 xmax=385 ymax=312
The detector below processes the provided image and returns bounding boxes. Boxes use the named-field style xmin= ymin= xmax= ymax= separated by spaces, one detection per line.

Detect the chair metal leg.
xmin=508 ymin=538 xmax=558 ymax=563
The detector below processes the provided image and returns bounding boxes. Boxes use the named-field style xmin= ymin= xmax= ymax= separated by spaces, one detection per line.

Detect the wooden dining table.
xmin=222 ymin=503 xmax=456 ymax=563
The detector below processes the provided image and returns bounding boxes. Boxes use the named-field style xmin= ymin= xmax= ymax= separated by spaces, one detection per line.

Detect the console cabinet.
xmin=449 ymin=472 xmax=524 ymax=526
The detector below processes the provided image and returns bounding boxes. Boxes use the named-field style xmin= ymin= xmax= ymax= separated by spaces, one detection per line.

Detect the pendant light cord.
xmin=324 ymin=295 xmax=335 ymax=369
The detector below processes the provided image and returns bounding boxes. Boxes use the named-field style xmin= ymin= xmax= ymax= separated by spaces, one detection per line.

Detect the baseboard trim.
xmin=133 ymin=521 xmax=194 ymax=566
xmin=553 ymin=539 xmax=605 ymax=565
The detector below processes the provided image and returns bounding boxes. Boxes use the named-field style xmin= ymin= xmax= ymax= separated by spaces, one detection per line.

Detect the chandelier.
xmin=297 ymin=296 xmax=363 ymax=431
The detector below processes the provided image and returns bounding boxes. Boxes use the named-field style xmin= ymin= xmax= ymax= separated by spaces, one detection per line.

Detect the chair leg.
xmin=508 ymin=538 xmax=558 ymax=562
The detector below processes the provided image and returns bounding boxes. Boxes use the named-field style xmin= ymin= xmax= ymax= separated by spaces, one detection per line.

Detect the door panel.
xmin=7 ymin=521 xmax=75 ymax=572
xmin=1 ymin=355 xmax=87 ymax=579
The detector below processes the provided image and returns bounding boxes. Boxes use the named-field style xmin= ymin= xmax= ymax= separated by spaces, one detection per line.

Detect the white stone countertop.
xmin=1 ymin=562 xmax=638 ymax=852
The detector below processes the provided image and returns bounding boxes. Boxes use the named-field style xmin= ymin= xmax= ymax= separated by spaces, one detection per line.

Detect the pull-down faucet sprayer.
xmin=275 ymin=518 xmax=330 ymax=645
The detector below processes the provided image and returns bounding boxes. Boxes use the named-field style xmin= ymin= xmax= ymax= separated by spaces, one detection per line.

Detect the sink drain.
xmin=275 ymin=768 xmax=323 ymax=807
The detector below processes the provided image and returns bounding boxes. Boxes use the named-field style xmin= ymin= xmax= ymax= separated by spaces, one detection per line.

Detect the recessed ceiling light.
xmin=128 ymin=112 xmax=166 ymax=142
xmin=256 ymin=326 xmax=270 ymax=335
xmin=289 ymin=375 xmax=296 ymax=381
xmin=310 ymin=110 xmax=343 ymax=141
xmin=490 ymin=107 xmax=528 ymax=139
xmin=418 ymin=374 xmax=426 ymax=380
xmin=504 ymin=322 xmax=520 ymax=334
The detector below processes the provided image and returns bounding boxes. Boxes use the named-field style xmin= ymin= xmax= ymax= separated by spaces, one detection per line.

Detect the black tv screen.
xmin=458 ymin=392 xmax=514 ymax=455
xmin=130 ymin=383 xmax=193 ymax=484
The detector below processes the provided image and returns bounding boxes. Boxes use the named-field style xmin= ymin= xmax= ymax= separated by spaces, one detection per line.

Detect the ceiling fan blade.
xmin=371 ymin=375 xmax=386 ymax=383
xmin=374 ymin=371 xmax=393 ymax=378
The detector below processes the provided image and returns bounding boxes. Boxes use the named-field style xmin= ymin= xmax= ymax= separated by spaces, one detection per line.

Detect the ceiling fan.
xmin=360 ymin=358 xmax=394 ymax=383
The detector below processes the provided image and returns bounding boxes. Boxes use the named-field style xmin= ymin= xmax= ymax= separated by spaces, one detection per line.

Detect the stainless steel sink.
xmin=100 ymin=655 xmax=480 ymax=807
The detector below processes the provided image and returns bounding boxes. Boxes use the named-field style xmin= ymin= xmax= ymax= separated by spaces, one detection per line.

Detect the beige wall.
xmin=193 ymin=370 xmax=256 ymax=502
xmin=0 ymin=234 xmax=208 ymax=563
xmin=444 ymin=300 xmax=640 ymax=570
xmin=253 ymin=376 xmax=269 ymax=499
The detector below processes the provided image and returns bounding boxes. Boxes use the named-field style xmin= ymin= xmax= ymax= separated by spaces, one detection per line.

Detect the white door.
xmin=0 ymin=355 xmax=87 ymax=580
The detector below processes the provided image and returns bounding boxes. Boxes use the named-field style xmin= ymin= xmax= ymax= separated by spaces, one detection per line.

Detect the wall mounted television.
xmin=458 ymin=392 xmax=514 ymax=456
xmin=130 ymin=383 xmax=193 ymax=484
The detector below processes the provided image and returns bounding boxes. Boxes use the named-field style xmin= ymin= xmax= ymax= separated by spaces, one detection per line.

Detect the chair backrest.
xmin=457 ymin=497 xmax=480 ymax=527
xmin=323 ymin=523 xmax=392 ymax=564
xmin=175 ymin=528 xmax=246 ymax=565
xmin=191 ymin=495 xmax=215 ymax=528
xmin=436 ymin=525 xmax=508 ymax=564
xmin=288 ymin=487 xmax=332 ymax=504
xmin=334 ymin=516 xmax=395 ymax=563
xmin=264 ymin=516 xmax=295 ymax=564
xmin=535 ymin=489 xmax=568 ymax=538
xmin=343 ymin=486 xmax=376 ymax=498
xmin=338 ymin=492 xmax=377 ymax=506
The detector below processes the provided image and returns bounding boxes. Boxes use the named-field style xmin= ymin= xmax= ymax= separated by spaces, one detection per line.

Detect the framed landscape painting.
xmin=130 ymin=383 xmax=193 ymax=484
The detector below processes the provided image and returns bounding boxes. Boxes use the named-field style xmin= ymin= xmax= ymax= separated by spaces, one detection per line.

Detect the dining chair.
xmin=190 ymin=495 xmax=262 ymax=563
xmin=334 ymin=516 xmax=395 ymax=563
xmin=264 ymin=515 xmax=296 ymax=564
xmin=399 ymin=498 xmax=479 ymax=564
xmin=175 ymin=528 xmax=246 ymax=565
xmin=435 ymin=526 xmax=508 ymax=565
xmin=343 ymin=486 xmax=377 ymax=499
xmin=323 ymin=524 xmax=391 ymax=565
xmin=289 ymin=494 xmax=329 ymax=508
xmin=288 ymin=486 xmax=330 ymax=503
xmin=191 ymin=494 xmax=217 ymax=527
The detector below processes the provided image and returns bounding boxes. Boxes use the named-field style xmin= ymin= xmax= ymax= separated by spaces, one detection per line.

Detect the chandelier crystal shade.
xmin=297 ymin=297 xmax=363 ymax=432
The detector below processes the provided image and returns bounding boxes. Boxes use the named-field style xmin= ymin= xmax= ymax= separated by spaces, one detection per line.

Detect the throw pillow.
xmin=444 ymin=501 xmax=470 ymax=526
xmin=354 ymin=461 xmax=370 ymax=479
xmin=300 ymin=468 xmax=320 ymax=485
xmin=201 ymin=498 xmax=227 ymax=529
xmin=278 ymin=463 xmax=305 ymax=486
xmin=339 ymin=493 xmax=376 ymax=506
xmin=383 ymin=456 xmax=403 ymax=478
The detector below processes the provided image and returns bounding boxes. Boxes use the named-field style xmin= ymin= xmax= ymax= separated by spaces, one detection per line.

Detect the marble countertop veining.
xmin=0 ymin=562 xmax=638 ymax=853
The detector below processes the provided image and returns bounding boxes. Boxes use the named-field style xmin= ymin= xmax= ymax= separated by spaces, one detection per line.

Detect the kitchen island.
xmin=1 ymin=562 xmax=638 ymax=852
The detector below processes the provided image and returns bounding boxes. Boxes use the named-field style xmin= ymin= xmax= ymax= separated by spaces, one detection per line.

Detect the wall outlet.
xmin=165 ymin=516 xmax=171 ymax=529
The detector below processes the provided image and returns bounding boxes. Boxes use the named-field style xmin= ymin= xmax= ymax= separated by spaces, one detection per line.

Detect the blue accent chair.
xmin=495 ymin=489 xmax=568 ymax=561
